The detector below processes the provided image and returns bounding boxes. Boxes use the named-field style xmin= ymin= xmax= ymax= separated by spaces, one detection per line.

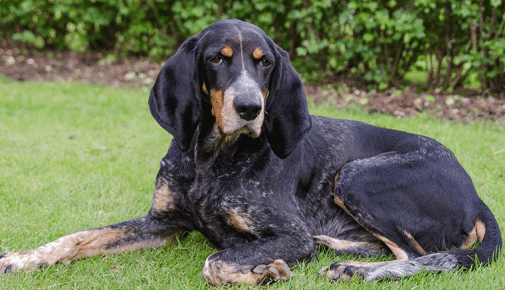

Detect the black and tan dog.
xmin=1 ymin=19 xmax=502 ymax=285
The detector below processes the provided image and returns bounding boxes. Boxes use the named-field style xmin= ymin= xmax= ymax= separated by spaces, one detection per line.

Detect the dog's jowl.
xmin=1 ymin=19 xmax=501 ymax=286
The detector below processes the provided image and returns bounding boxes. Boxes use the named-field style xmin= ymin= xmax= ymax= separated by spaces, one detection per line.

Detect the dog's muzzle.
xmin=218 ymin=71 xmax=265 ymax=137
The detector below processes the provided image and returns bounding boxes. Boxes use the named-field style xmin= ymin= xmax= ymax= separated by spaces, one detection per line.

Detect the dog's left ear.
xmin=264 ymin=46 xmax=312 ymax=159
xmin=148 ymin=36 xmax=202 ymax=152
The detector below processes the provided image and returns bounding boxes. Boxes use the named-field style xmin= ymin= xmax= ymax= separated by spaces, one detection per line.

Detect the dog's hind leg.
xmin=314 ymin=234 xmax=390 ymax=258
xmin=320 ymin=146 xmax=501 ymax=281
xmin=318 ymin=233 xmax=416 ymax=281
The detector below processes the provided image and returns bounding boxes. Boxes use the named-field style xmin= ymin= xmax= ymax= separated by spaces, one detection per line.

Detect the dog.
xmin=0 ymin=19 xmax=502 ymax=286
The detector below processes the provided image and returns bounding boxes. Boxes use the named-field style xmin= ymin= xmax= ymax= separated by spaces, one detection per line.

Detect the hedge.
xmin=1 ymin=0 xmax=504 ymax=94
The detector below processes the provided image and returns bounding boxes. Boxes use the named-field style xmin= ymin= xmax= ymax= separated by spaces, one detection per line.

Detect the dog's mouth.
xmin=217 ymin=117 xmax=263 ymax=138
xmin=212 ymin=124 xmax=263 ymax=149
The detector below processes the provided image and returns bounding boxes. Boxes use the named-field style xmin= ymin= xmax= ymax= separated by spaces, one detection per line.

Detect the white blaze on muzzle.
xmin=220 ymin=69 xmax=265 ymax=137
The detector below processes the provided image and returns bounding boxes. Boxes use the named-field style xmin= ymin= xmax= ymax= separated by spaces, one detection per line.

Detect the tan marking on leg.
xmin=203 ymin=257 xmax=291 ymax=286
xmin=460 ymin=219 xmax=485 ymax=249
xmin=203 ymin=259 xmax=257 ymax=286
xmin=313 ymin=235 xmax=382 ymax=252
xmin=1 ymin=226 xmax=177 ymax=273
xmin=372 ymin=234 xmax=409 ymax=261
xmin=210 ymin=89 xmax=225 ymax=130
xmin=152 ymin=178 xmax=176 ymax=212
xmin=226 ymin=210 xmax=254 ymax=234
xmin=337 ymin=260 xmax=386 ymax=268
xmin=320 ymin=232 xmax=410 ymax=280
xmin=333 ymin=194 xmax=344 ymax=210
xmin=221 ymin=46 xmax=233 ymax=57
xmin=460 ymin=226 xmax=478 ymax=249
xmin=475 ymin=219 xmax=485 ymax=243
xmin=333 ymin=195 xmax=354 ymax=220
xmin=262 ymin=89 xmax=269 ymax=99
xmin=402 ymin=230 xmax=427 ymax=255
xmin=253 ymin=47 xmax=263 ymax=59
xmin=202 ymin=83 xmax=208 ymax=95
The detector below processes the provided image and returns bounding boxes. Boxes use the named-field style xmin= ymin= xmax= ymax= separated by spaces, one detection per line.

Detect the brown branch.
xmin=390 ymin=40 xmax=404 ymax=80
xmin=470 ymin=22 xmax=487 ymax=92
xmin=399 ymin=45 xmax=419 ymax=81
xmin=450 ymin=66 xmax=470 ymax=90
xmin=380 ymin=64 xmax=389 ymax=86
xmin=405 ymin=47 xmax=419 ymax=70
xmin=435 ymin=51 xmax=443 ymax=87
xmin=443 ymin=4 xmax=453 ymax=88
xmin=479 ymin=0 xmax=485 ymax=43
xmin=496 ymin=16 xmax=505 ymax=42
xmin=478 ymin=0 xmax=489 ymax=60
xmin=470 ymin=23 xmax=478 ymax=51
xmin=426 ymin=51 xmax=433 ymax=87
xmin=381 ymin=30 xmax=392 ymax=69
xmin=490 ymin=7 xmax=497 ymax=37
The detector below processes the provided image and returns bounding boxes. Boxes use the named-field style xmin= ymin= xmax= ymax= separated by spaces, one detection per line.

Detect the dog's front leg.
xmin=0 ymin=215 xmax=184 ymax=274
xmin=0 ymin=167 xmax=192 ymax=274
xmin=203 ymin=235 xmax=316 ymax=286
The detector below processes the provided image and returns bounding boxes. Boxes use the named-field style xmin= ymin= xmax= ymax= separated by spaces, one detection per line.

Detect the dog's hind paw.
xmin=318 ymin=265 xmax=353 ymax=281
xmin=319 ymin=260 xmax=379 ymax=281
xmin=253 ymin=259 xmax=292 ymax=285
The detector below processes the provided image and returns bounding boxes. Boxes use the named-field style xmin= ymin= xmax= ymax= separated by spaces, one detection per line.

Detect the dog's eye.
xmin=259 ymin=59 xmax=271 ymax=67
xmin=209 ymin=56 xmax=223 ymax=64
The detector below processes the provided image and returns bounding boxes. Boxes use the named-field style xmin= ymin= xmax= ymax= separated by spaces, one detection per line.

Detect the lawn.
xmin=0 ymin=79 xmax=504 ymax=289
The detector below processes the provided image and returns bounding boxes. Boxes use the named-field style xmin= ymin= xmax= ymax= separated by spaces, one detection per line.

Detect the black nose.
xmin=234 ymin=95 xmax=262 ymax=121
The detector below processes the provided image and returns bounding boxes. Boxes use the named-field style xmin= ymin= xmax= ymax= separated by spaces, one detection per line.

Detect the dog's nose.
xmin=234 ymin=95 xmax=262 ymax=121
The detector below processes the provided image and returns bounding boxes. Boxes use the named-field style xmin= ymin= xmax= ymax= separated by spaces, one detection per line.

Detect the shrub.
xmin=1 ymin=0 xmax=504 ymax=95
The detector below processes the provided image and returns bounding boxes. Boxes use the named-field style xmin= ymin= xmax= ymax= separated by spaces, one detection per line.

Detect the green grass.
xmin=0 ymin=79 xmax=504 ymax=289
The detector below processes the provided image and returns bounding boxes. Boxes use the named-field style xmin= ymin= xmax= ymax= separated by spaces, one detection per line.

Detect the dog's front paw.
xmin=0 ymin=252 xmax=48 ymax=274
xmin=319 ymin=261 xmax=377 ymax=281
xmin=253 ymin=259 xmax=292 ymax=285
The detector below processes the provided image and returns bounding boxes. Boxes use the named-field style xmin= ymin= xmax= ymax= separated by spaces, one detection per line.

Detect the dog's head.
xmin=149 ymin=19 xmax=312 ymax=159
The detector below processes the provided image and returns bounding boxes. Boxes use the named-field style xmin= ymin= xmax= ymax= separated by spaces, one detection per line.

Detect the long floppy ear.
xmin=264 ymin=46 xmax=312 ymax=159
xmin=149 ymin=36 xmax=202 ymax=152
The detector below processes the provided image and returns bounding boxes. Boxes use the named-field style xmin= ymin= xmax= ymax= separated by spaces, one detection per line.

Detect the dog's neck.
xmin=193 ymin=116 xmax=268 ymax=175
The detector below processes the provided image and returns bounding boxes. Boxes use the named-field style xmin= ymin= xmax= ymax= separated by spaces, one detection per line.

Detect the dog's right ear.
xmin=149 ymin=36 xmax=202 ymax=152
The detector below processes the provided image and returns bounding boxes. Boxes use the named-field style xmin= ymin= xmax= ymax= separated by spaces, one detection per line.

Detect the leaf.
xmin=363 ymin=33 xmax=374 ymax=43
xmin=124 ymin=71 xmax=137 ymax=80
xmin=425 ymin=95 xmax=436 ymax=102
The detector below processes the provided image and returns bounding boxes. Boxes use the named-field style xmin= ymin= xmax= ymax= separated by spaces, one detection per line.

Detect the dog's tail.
xmin=454 ymin=201 xmax=502 ymax=268
xmin=415 ymin=201 xmax=502 ymax=271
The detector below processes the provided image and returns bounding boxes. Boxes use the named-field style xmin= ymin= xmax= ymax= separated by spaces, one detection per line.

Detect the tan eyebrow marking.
xmin=221 ymin=46 xmax=233 ymax=57
xmin=253 ymin=47 xmax=263 ymax=59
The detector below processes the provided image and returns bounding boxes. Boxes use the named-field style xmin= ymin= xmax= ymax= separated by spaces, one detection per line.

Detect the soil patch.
xmin=1 ymin=47 xmax=504 ymax=125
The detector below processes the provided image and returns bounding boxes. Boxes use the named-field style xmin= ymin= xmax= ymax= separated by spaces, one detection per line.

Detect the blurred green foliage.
xmin=1 ymin=0 xmax=504 ymax=94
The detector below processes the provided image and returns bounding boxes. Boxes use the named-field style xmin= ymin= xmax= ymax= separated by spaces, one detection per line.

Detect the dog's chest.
xmin=189 ymin=174 xmax=268 ymax=247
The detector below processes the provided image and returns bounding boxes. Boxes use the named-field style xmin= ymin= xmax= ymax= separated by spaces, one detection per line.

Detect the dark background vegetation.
xmin=2 ymin=0 xmax=504 ymax=95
